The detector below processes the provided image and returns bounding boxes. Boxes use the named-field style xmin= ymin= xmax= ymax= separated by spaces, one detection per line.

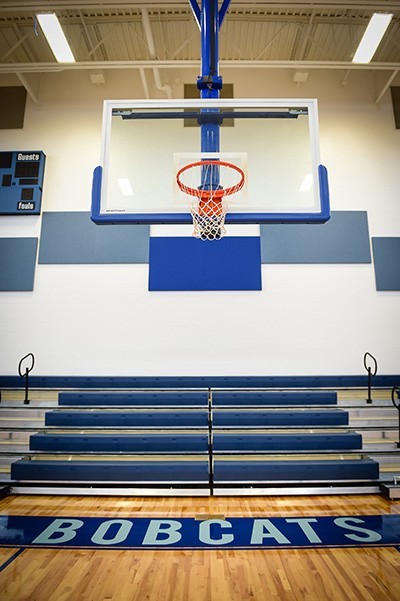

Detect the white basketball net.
xmin=177 ymin=160 xmax=245 ymax=241
xmin=191 ymin=197 xmax=228 ymax=241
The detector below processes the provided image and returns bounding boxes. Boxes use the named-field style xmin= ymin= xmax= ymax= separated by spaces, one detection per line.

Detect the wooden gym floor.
xmin=0 ymin=493 xmax=398 ymax=601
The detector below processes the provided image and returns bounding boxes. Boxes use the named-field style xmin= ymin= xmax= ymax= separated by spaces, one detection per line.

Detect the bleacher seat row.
xmin=10 ymin=390 xmax=380 ymax=486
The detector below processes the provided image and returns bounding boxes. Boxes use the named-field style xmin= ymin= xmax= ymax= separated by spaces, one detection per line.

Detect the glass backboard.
xmin=91 ymin=98 xmax=329 ymax=225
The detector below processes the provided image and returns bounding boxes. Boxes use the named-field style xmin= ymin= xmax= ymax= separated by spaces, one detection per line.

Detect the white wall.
xmin=0 ymin=68 xmax=399 ymax=376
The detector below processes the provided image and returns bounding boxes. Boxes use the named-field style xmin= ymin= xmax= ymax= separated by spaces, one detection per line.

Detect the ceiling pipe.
xmin=139 ymin=66 xmax=150 ymax=99
xmin=141 ymin=7 xmax=172 ymax=98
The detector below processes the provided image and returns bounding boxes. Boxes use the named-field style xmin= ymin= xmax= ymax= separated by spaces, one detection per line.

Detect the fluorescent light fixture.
xmin=352 ymin=13 xmax=393 ymax=64
xmin=299 ymin=173 xmax=313 ymax=193
xmin=36 ymin=12 xmax=75 ymax=63
xmin=117 ymin=178 xmax=134 ymax=197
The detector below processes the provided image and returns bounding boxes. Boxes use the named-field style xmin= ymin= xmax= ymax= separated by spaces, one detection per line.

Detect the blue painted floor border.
xmin=0 ymin=515 xmax=399 ymax=551
xmin=0 ymin=548 xmax=24 ymax=572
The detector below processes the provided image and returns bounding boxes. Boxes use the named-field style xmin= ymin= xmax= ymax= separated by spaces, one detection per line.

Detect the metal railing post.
xmin=18 ymin=353 xmax=35 ymax=405
xmin=363 ymin=352 xmax=377 ymax=404
xmin=391 ymin=385 xmax=400 ymax=448
xmin=208 ymin=387 xmax=214 ymax=496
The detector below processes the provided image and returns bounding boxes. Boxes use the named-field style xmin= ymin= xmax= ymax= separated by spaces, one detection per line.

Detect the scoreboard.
xmin=0 ymin=150 xmax=46 ymax=215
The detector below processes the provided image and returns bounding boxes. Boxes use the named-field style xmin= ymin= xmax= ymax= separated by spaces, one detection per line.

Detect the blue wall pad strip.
xmin=58 ymin=392 xmax=208 ymax=406
xmin=213 ymin=459 xmax=379 ymax=482
xmin=212 ymin=391 xmax=337 ymax=406
xmin=39 ymin=212 xmax=149 ymax=264
xmin=213 ymin=410 xmax=348 ymax=426
xmin=260 ymin=211 xmax=371 ymax=263
xmin=30 ymin=434 xmax=209 ymax=453
xmin=45 ymin=411 xmax=208 ymax=428
xmin=0 ymin=238 xmax=38 ymax=291
xmin=10 ymin=459 xmax=209 ymax=483
xmin=148 ymin=236 xmax=262 ymax=291
xmin=213 ymin=433 xmax=362 ymax=451
xmin=372 ymin=237 xmax=400 ymax=291
xmin=1 ymin=514 xmax=399 ymax=550
xmin=1 ymin=375 xmax=399 ymax=389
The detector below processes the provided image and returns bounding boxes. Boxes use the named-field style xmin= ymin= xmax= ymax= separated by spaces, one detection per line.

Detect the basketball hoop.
xmin=176 ymin=159 xmax=245 ymax=240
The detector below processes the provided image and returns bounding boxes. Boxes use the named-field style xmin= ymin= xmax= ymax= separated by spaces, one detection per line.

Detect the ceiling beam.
xmin=375 ymin=68 xmax=399 ymax=103
xmin=16 ymin=71 xmax=40 ymax=103
xmin=1 ymin=2 xmax=399 ymax=10
xmin=1 ymin=59 xmax=399 ymax=73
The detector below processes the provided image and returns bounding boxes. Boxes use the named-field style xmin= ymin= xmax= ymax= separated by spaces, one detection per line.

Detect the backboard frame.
xmin=91 ymin=98 xmax=330 ymax=225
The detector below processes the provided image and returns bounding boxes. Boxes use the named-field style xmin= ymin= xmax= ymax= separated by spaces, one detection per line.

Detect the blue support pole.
xmin=197 ymin=0 xmax=224 ymax=189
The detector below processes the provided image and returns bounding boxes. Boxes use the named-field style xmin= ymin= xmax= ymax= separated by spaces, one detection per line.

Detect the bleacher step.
xmin=213 ymin=458 xmax=379 ymax=482
xmin=11 ymin=459 xmax=210 ymax=483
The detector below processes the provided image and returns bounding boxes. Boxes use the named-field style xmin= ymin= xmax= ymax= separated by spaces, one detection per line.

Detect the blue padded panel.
xmin=260 ymin=211 xmax=371 ymax=263
xmin=213 ymin=410 xmax=348 ymax=427
xmin=0 ymin=238 xmax=37 ymax=291
xmin=212 ymin=391 xmax=337 ymax=406
xmin=39 ymin=212 xmax=149 ymax=264
xmin=44 ymin=411 xmax=208 ymax=428
xmin=148 ymin=236 xmax=262 ymax=291
xmin=372 ymin=237 xmax=400 ymax=291
xmin=30 ymin=434 xmax=208 ymax=453
xmin=11 ymin=459 xmax=209 ymax=482
xmin=1 ymin=374 xmax=399 ymax=389
xmin=213 ymin=433 xmax=362 ymax=451
xmin=58 ymin=392 xmax=208 ymax=406
xmin=213 ymin=459 xmax=379 ymax=482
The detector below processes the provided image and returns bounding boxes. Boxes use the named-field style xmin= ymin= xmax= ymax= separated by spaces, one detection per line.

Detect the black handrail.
xmin=208 ymin=387 xmax=214 ymax=496
xmin=18 ymin=353 xmax=35 ymax=405
xmin=391 ymin=385 xmax=400 ymax=449
xmin=363 ymin=352 xmax=377 ymax=404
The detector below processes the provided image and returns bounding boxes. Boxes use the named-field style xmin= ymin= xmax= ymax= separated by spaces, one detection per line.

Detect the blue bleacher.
xmin=212 ymin=391 xmax=337 ymax=406
xmin=44 ymin=411 xmax=208 ymax=428
xmin=9 ymin=385 xmax=382 ymax=490
xmin=11 ymin=459 xmax=210 ymax=482
xmin=213 ymin=459 xmax=379 ymax=482
xmin=213 ymin=432 xmax=362 ymax=451
xmin=213 ymin=410 xmax=348 ymax=427
xmin=58 ymin=392 xmax=208 ymax=406
xmin=30 ymin=433 xmax=208 ymax=453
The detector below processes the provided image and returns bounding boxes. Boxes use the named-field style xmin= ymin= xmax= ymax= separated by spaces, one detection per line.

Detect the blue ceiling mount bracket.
xmin=218 ymin=0 xmax=231 ymax=26
xmin=188 ymin=0 xmax=201 ymax=29
xmin=189 ymin=0 xmax=231 ymax=31
xmin=196 ymin=75 xmax=223 ymax=91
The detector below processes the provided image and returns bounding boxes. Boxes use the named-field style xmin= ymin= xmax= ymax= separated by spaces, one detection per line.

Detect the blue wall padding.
xmin=148 ymin=236 xmax=262 ymax=291
xmin=10 ymin=459 xmax=210 ymax=482
xmin=1 ymin=375 xmax=399 ymax=389
xmin=213 ymin=410 xmax=348 ymax=426
xmin=30 ymin=433 xmax=209 ymax=453
xmin=260 ymin=211 xmax=371 ymax=263
xmin=58 ymin=392 xmax=208 ymax=406
xmin=212 ymin=391 xmax=337 ymax=406
xmin=213 ymin=433 xmax=362 ymax=451
xmin=372 ymin=237 xmax=400 ymax=291
xmin=39 ymin=212 xmax=149 ymax=264
xmin=44 ymin=411 xmax=208 ymax=427
xmin=0 ymin=238 xmax=38 ymax=291
xmin=213 ymin=459 xmax=379 ymax=482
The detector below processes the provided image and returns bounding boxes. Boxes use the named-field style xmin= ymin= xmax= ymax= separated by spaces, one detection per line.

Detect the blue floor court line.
xmin=0 ymin=548 xmax=24 ymax=572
